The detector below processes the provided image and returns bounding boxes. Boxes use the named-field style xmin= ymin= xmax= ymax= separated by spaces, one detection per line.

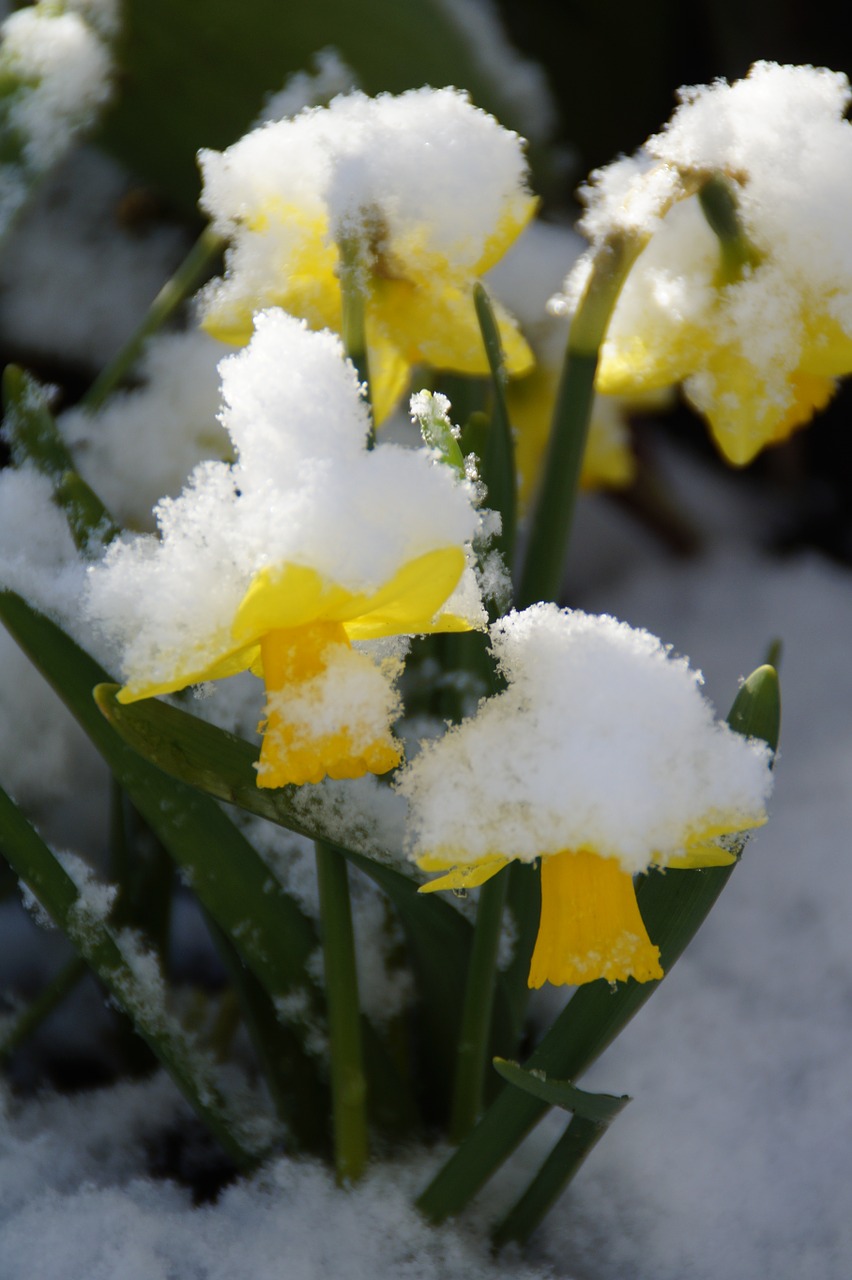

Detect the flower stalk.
xmin=449 ymin=866 xmax=510 ymax=1142
xmin=518 ymin=229 xmax=646 ymax=609
xmin=315 ymin=839 xmax=369 ymax=1184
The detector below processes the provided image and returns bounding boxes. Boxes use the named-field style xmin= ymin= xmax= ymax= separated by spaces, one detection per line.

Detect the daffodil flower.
xmin=562 ymin=62 xmax=852 ymax=466
xmin=400 ymin=604 xmax=773 ymax=987
xmin=198 ymin=88 xmax=536 ymax=423
xmin=87 ymin=311 xmax=487 ymax=788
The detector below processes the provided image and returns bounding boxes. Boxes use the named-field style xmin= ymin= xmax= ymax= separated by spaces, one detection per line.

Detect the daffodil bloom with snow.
xmin=400 ymin=604 xmax=773 ymax=987
xmin=198 ymin=87 xmax=536 ymax=423
xmin=86 ymin=310 xmax=487 ymax=788
xmin=561 ymin=62 xmax=852 ymax=467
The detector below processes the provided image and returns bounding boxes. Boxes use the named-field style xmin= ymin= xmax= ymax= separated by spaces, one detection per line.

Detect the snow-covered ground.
xmin=2 ymin=448 xmax=850 ymax=1279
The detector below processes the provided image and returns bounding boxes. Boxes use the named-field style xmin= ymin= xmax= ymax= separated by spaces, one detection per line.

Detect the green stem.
xmin=82 ymin=227 xmax=225 ymax=412
xmin=0 ymin=955 xmax=87 ymax=1062
xmin=473 ymin=282 xmax=517 ymax=571
xmin=697 ymin=173 xmax=761 ymax=283
xmin=517 ymin=230 xmax=645 ymax=609
xmin=449 ymin=867 xmax=509 ymax=1142
xmin=491 ymin=1114 xmax=607 ymax=1248
xmin=315 ymin=840 xmax=368 ymax=1184
xmin=337 ymin=232 xmax=373 ymax=431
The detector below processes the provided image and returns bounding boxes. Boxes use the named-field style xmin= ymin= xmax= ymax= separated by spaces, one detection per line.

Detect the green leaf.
xmin=2 ymin=367 xmax=119 ymax=552
xmin=473 ymin=282 xmax=517 ymax=570
xmin=0 ymin=784 xmax=259 ymax=1168
xmin=0 ymin=589 xmax=326 ymax=1110
xmin=92 ymin=679 xmax=517 ymax=1121
xmin=417 ymin=661 xmax=780 ymax=1222
xmin=492 ymin=1058 xmax=629 ymax=1123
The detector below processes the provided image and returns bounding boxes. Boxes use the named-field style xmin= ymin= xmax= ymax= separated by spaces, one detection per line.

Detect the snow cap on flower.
xmin=198 ymin=87 xmax=535 ymax=421
xmin=0 ymin=4 xmax=113 ymax=173
xmin=563 ymin=62 xmax=852 ymax=465
xmin=86 ymin=310 xmax=486 ymax=787
xmin=401 ymin=605 xmax=773 ymax=986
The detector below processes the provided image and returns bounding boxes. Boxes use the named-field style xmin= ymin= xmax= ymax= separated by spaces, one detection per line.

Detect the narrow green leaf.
xmin=417 ymin=662 xmax=780 ymax=1222
xmin=0 ymin=590 xmax=326 ymax=1100
xmin=1 ymin=367 xmax=119 ymax=552
xmin=0 ymin=956 xmax=87 ymax=1063
xmin=491 ymin=1115 xmax=608 ymax=1250
xmin=492 ymin=1058 xmax=629 ymax=1123
xmin=473 ymin=282 xmax=517 ymax=568
xmin=81 ymin=228 xmax=225 ymax=411
xmin=0 ymin=784 xmax=258 ymax=1168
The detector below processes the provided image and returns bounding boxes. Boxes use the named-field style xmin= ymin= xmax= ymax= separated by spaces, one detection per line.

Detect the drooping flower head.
xmin=400 ymin=604 xmax=773 ymax=987
xmin=86 ymin=310 xmax=487 ymax=788
xmin=198 ymin=87 xmax=536 ymax=422
xmin=562 ymin=62 xmax=852 ymax=466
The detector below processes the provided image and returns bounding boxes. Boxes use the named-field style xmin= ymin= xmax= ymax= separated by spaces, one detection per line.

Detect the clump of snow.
xmin=57 ymin=850 xmax=117 ymax=930
xmin=401 ymin=603 xmax=773 ymax=873
xmin=198 ymin=86 xmax=533 ymax=329
xmin=59 ymin=330 xmax=232 ymax=530
xmin=0 ymin=3 xmax=113 ymax=230
xmin=86 ymin=310 xmax=486 ymax=696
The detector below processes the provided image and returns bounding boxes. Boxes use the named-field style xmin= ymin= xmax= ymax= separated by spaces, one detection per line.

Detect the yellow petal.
xmin=371 ymin=276 xmax=533 ymax=377
xmin=694 ymin=349 xmax=836 ymax=466
xmin=417 ymin=854 xmax=512 ymax=893
xmin=202 ymin=201 xmax=340 ymax=347
xmin=233 ymin=548 xmax=470 ymax=645
xmin=528 ymin=849 xmax=663 ymax=989
xmin=473 ymin=195 xmax=539 ymax=275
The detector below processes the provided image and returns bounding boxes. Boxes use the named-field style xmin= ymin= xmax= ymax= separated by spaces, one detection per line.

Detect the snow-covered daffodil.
xmin=198 ymin=88 xmax=536 ymax=423
xmin=400 ymin=605 xmax=773 ymax=987
xmin=562 ymin=62 xmax=852 ymax=466
xmin=87 ymin=311 xmax=487 ymax=788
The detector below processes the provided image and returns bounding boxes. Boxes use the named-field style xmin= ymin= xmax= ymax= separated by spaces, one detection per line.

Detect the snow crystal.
xmin=401 ymin=603 xmax=773 ymax=874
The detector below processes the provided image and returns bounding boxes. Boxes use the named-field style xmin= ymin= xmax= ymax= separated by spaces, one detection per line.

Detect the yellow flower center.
xmin=528 ymin=849 xmax=663 ymax=989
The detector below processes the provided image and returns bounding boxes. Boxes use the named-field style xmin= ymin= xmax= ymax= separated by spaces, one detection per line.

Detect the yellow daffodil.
xmin=198 ymin=88 xmax=535 ymax=423
xmin=401 ymin=605 xmax=773 ymax=987
xmin=87 ymin=312 xmax=487 ymax=788
xmin=566 ymin=63 xmax=852 ymax=466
